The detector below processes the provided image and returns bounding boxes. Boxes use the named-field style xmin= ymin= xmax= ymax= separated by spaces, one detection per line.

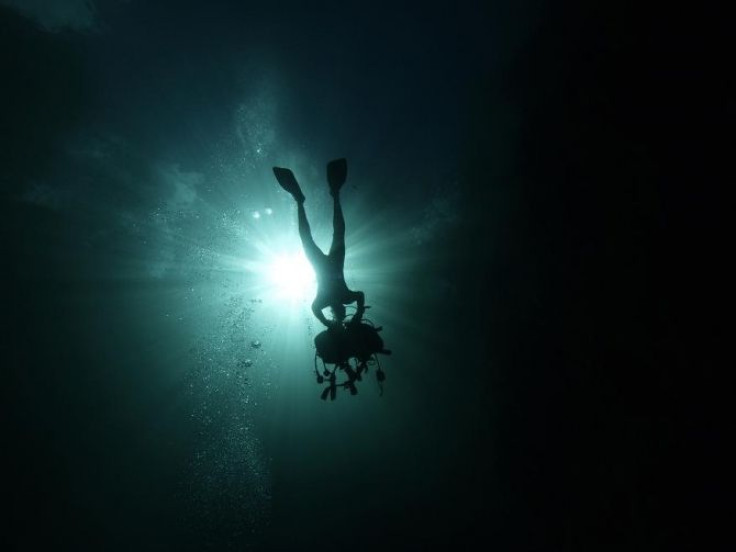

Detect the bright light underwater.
xmin=265 ymin=251 xmax=316 ymax=301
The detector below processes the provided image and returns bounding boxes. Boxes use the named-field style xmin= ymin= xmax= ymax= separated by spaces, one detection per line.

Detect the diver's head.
xmin=330 ymin=303 xmax=346 ymax=323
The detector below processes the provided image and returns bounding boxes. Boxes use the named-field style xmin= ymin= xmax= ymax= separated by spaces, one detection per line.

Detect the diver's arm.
xmin=349 ymin=291 xmax=366 ymax=324
xmin=355 ymin=291 xmax=365 ymax=311
xmin=312 ymin=301 xmax=331 ymax=328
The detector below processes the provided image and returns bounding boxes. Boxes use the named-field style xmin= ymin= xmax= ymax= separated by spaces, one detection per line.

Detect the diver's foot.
xmin=327 ymin=158 xmax=347 ymax=197
xmin=273 ymin=167 xmax=305 ymax=203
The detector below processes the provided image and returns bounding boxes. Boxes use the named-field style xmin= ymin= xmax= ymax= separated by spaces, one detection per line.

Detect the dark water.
xmin=3 ymin=1 xmax=727 ymax=550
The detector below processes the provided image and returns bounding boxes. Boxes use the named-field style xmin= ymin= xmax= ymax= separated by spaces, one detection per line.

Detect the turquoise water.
xmin=3 ymin=2 xmax=483 ymax=548
xmin=4 ymin=1 xmax=715 ymax=550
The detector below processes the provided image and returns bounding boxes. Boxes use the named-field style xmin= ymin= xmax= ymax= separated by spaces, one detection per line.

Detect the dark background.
xmin=2 ymin=1 xmax=729 ymax=550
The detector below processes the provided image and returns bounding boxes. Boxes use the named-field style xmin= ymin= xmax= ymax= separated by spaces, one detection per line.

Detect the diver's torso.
xmin=316 ymin=273 xmax=348 ymax=293
xmin=315 ymin=266 xmax=349 ymax=302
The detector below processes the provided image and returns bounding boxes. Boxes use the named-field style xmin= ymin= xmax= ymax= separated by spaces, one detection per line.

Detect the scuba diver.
xmin=273 ymin=158 xmax=390 ymax=400
xmin=273 ymin=158 xmax=366 ymax=329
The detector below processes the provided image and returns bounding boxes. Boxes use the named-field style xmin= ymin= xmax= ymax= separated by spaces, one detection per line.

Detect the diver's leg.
xmin=274 ymin=165 xmax=319 ymax=260
xmin=328 ymin=193 xmax=346 ymax=266
xmin=298 ymin=202 xmax=325 ymax=267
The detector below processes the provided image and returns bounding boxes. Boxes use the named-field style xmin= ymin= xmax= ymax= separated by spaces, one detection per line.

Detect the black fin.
xmin=327 ymin=158 xmax=347 ymax=194
xmin=273 ymin=167 xmax=305 ymax=202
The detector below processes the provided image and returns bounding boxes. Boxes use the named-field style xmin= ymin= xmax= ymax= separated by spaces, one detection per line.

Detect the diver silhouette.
xmin=273 ymin=159 xmax=366 ymax=329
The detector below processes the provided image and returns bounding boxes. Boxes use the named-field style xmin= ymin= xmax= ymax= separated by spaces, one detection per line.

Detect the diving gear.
xmin=273 ymin=167 xmax=305 ymax=203
xmin=327 ymin=158 xmax=347 ymax=197
xmin=313 ymin=313 xmax=391 ymax=400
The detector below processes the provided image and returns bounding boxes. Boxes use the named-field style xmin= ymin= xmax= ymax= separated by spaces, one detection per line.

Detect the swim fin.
xmin=273 ymin=167 xmax=305 ymax=203
xmin=327 ymin=158 xmax=347 ymax=196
